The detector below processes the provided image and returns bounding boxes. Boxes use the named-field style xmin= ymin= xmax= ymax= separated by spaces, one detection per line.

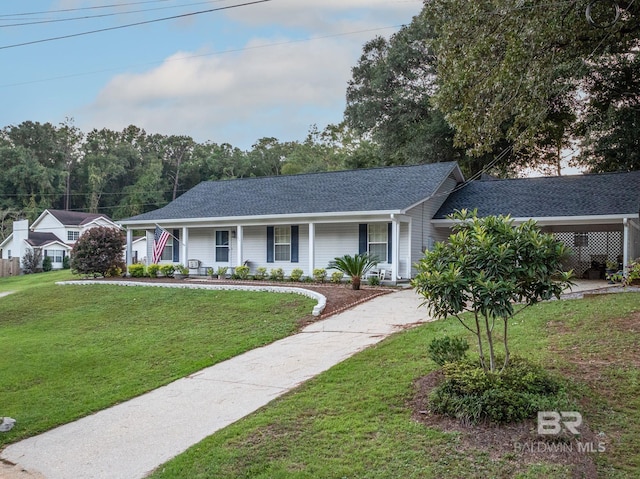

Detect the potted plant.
xmin=626 ymin=258 xmax=640 ymax=286
xmin=216 ymin=266 xmax=228 ymax=280
xmin=206 ymin=267 xmax=214 ymax=279
xmin=606 ymin=260 xmax=620 ymax=283
xmin=174 ymin=264 xmax=189 ymax=280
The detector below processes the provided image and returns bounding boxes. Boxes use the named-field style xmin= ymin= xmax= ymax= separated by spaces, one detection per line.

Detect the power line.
xmin=0 ymin=0 xmax=272 ymax=50
xmin=0 ymin=0 xmax=174 ymax=17
xmin=0 ymin=1 xmax=224 ymax=28
xmin=0 ymin=25 xmax=403 ymax=89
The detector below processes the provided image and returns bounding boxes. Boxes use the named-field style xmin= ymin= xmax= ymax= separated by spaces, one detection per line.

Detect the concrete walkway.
xmin=1 ymin=288 xmax=430 ymax=479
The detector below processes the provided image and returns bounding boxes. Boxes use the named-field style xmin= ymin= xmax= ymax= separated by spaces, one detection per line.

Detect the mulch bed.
xmin=81 ymin=276 xmax=394 ymax=318
xmin=409 ymin=371 xmax=599 ymax=478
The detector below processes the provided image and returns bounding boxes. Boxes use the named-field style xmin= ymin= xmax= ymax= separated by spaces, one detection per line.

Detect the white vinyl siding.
xmin=406 ymin=173 xmax=459 ymax=276
xmin=314 ymin=223 xmax=359 ymax=270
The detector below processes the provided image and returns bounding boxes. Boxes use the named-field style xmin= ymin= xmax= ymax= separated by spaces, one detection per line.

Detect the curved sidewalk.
xmin=1 ymin=288 xmax=431 ymax=479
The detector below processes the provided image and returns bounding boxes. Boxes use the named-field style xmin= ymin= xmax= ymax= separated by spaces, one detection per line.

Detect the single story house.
xmin=118 ymin=163 xmax=640 ymax=283
xmin=1 ymin=209 xmax=119 ymax=270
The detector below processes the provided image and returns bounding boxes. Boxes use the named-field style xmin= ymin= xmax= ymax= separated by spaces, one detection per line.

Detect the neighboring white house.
xmin=0 ymin=209 xmax=119 ymax=270
xmin=118 ymin=163 xmax=640 ymax=284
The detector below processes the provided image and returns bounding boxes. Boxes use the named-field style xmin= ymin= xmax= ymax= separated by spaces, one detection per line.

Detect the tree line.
xmin=0 ymin=120 xmax=382 ymax=240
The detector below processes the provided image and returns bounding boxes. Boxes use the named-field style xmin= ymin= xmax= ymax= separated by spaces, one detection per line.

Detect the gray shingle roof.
xmin=435 ymin=170 xmax=640 ymax=219
xmin=122 ymin=162 xmax=460 ymax=223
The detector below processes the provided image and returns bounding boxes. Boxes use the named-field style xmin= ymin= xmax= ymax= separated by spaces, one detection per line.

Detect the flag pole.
xmin=155 ymin=224 xmax=186 ymax=247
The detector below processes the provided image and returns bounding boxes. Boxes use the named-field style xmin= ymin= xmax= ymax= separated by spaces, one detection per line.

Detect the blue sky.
xmin=0 ymin=0 xmax=422 ymax=149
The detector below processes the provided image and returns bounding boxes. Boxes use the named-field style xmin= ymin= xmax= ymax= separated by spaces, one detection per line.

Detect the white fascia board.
xmin=118 ymin=210 xmax=403 ymax=228
xmin=38 ymin=240 xmax=72 ymax=250
xmin=432 ymin=214 xmax=638 ymax=227
xmin=0 ymin=233 xmax=13 ymax=249
xmin=78 ymin=217 xmax=121 ymax=229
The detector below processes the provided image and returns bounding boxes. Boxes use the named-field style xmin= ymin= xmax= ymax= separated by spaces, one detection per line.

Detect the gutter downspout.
xmin=126 ymin=228 xmax=133 ymax=272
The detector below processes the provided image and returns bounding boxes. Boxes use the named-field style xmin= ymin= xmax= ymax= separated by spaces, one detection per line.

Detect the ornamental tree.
xmin=412 ymin=210 xmax=573 ymax=373
xmin=328 ymin=253 xmax=379 ymax=290
xmin=70 ymin=226 xmax=125 ymax=277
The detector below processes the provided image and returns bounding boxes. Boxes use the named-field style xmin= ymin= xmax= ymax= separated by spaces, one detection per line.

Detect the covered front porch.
xmin=123 ymin=214 xmax=416 ymax=284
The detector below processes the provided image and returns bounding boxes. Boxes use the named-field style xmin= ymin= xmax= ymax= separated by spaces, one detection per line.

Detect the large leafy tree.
xmin=345 ymin=15 xmax=468 ymax=169
xmin=425 ymin=0 xmax=640 ymax=164
xmin=577 ymin=48 xmax=640 ymax=172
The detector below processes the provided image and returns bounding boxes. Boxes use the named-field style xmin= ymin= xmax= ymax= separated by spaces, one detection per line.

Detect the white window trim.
xmin=274 ymin=226 xmax=291 ymax=262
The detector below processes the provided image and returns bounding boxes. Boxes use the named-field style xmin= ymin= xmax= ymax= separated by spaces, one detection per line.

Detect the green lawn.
xmin=149 ymin=292 xmax=640 ymax=479
xmin=0 ymin=273 xmax=315 ymax=446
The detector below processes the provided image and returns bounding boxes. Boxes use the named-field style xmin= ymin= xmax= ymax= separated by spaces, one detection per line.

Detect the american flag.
xmin=152 ymin=226 xmax=170 ymax=264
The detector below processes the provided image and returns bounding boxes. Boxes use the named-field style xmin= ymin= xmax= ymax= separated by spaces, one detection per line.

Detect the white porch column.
xmin=126 ymin=228 xmax=133 ymax=267
xmin=406 ymin=218 xmax=412 ymax=279
xmin=308 ymin=223 xmax=315 ymax=277
xmin=391 ymin=216 xmax=400 ymax=281
xmin=236 ymin=225 xmax=244 ymax=268
xmin=182 ymin=227 xmax=188 ymax=264
xmin=623 ymin=218 xmax=629 ymax=277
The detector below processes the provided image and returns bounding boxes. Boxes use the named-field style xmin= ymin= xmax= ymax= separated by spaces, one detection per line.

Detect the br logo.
xmin=537 ymin=411 xmax=582 ymax=435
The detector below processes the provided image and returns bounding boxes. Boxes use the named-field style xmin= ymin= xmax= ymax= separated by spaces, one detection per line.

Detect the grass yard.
xmin=149 ymin=292 xmax=640 ymax=479
xmin=0 ymin=273 xmax=315 ymax=447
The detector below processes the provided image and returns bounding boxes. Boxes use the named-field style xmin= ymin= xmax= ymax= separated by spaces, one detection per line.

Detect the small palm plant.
xmin=328 ymin=253 xmax=379 ymax=290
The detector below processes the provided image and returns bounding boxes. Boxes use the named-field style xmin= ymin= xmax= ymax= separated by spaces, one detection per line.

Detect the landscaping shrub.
xmin=42 ymin=256 xmax=53 ymax=272
xmin=22 ymin=248 xmax=43 ymax=274
xmin=313 ymin=268 xmax=327 ymax=283
xmin=233 ymin=265 xmax=250 ymax=280
xmin=160 ymin=264 xmax=175 ymax=278
xmin=330 ymin=271 xmax=344 ymax=284
xmin=328 ymin=253 xmax=378 ymax=290
xmin=254 ymin=267 xmax=268 ymax=280
xmin=62 ymin=255 xmax=70 ymax=269
xmin=429 ymin=356 xmax=566 ymax=424
xmin=368 ymin=275 xmax=380 ymax=286
xmin=105 ymin=266 xmax=123 ymax=278
xmin=270 ymin=268 xmax=285 ymax=281
xmin=71 ymin=226 xmax=125 ymax=277
xmin=147 ymin=264 xmax=160 ymax=278
xmin=128 ymin=263 xmax=146 ymax=278
xmin=290 ymin=268 xmax=304 ymax=282
xmin=428 ymin=336 xmax=469 ymax=366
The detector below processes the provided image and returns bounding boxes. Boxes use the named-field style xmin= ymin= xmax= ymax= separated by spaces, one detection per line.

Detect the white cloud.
xmin=77 ymin=0 xmax=423 ymax=148
xmin=225 ymin=0 xmax=421 ymax=32
xmin=84 ymin=36 xmax=356 ymax=146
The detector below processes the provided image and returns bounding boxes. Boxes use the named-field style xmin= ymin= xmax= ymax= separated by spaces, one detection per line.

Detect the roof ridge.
xmin=199 ymin=161 xmax=458 ymax=185
xmin=477 ymin=169 xmax=640 ymax=183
